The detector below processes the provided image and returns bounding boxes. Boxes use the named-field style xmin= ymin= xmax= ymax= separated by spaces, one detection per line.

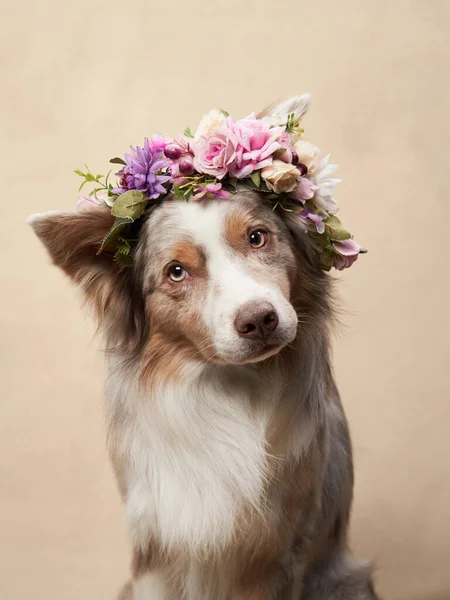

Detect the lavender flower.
xmin=114 ymin=136 xmax=171 ymax=199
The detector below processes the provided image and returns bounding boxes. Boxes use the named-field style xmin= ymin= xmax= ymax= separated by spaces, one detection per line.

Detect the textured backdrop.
xmin=1 ymin=1 xmax=450 ymax=599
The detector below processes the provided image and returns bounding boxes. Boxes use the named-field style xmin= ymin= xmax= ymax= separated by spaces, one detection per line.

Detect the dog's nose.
xmin=234 ymin=301 xmax=279 ymax=340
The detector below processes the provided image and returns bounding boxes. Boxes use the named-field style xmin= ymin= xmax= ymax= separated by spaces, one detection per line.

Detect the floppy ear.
xmin=280 ymin=209 xmax=322 ymax=271
xmin=28 ymin=208 xmax=116 ymax=282
xmin=258 ymin=93 xmax=311 ymax=121
xmin=279 ymin=210 xmax=333 ymax=323
xmin=28 ymin=209 xmax=146 ymax=351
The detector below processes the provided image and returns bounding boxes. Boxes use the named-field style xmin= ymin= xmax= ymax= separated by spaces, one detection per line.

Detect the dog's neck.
xmin=107 ymin=326 xmax=330 ymax=456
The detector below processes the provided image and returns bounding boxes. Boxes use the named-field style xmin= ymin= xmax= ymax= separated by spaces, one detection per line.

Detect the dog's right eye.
xmin=167 ymin=264 xmax=188 ymax=282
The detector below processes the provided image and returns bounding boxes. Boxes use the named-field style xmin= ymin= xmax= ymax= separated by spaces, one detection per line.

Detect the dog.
xmin=29 ymin=97 xmax=380 ymax=600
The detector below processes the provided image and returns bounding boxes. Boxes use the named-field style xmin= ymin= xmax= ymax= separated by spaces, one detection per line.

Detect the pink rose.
xmin=192 ymin=123 xmax=238 ymax=180
xmin=75 ymin=195 xmax=104 ymax=213
xmin=193 ymin=108 xmax=228 ymax=141
xmin=230 ymin=114 xmax=285 ymax=178
xmin=332 ymin=239 xmax=361 ymax=270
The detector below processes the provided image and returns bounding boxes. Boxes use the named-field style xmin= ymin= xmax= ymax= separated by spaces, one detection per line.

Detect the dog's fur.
xmin=30 ymin=98 xmax=380 ymax=600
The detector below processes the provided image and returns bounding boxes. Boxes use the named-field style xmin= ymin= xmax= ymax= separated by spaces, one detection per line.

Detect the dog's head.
xmin=30 ymin=99 xmax=331 ymax=369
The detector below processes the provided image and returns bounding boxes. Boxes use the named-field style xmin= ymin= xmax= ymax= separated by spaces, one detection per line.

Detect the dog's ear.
xmin=28 ymin=208 xmax=146 ymax=350
xmin=280 ymin=209 xmax=322 ymax=271
xmin=28 ymin=208 xmax=119 ymax=287
xmin=257 ymin=93 xmax=311 ymax=121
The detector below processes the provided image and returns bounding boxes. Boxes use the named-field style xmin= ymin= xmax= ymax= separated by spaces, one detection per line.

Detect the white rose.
xmin=294 ymin=140 xmax=321 ymax=171
xmin=194 ymin=108 xmax=228 ymax=141
xmin=261 ymin=160 xmax=300 ymax=194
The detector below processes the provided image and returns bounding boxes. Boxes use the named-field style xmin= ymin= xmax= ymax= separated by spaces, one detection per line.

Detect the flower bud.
xmin=164 ymin=144 xmax=182 ymax=160
xmin=179 ymin=158 xmax=194 ymax=175
xmin=297 ymin=163 xmax=308 ymax=177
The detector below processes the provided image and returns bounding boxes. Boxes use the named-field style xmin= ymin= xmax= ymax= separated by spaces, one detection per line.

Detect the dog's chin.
xmin=213 ymin=339 xmax=289 ymax=366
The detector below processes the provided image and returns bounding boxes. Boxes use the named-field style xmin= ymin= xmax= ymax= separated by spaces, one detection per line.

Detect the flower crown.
xmin=75 ymin=94 xmax=364 ymax=270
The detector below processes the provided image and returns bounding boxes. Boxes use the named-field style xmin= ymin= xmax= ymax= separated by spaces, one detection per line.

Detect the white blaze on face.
xmin=173 ymin=201 xmax=298 ymax=363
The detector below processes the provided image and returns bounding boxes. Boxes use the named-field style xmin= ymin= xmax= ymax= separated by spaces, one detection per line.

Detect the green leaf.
xmin=97 ymin=217 xmax=133 ymax=255
xmin=319 ymin=249 xmax=334 ymax=271
xmin=95 ymin=174 xmax=104 ymax=180
xmin=219 ymin=109 xmax=229 ymax=117
xmin=77 ymin=180 xmax=88 ymax=192
xmin=109 ymin=157 xmax=127 ymax=165
xmin=111 ymin=190 xmax=148 ymax=220
xmin=243 ymin=177 xmax=272 ymax=194
xmin=74 ymin=169 xmax=85 ymax=177
xmin=114 ymin=250 xmax=134 ymax=266
xmin=176 ymin=187 xmax=192 ymax=201
xmin=85 ymin=173 xmax=96 ymax=182
xmin=184 ymin=127 xmax=194 ymax=138
xmin=250 ymin=170 xmax=261 ymax=188
xmin=324 ymin=215 xmax=351 ymax=241
xmin=115 ymin=235 xmax=132 ymax=255
xmin=285 ymin=112 xmax=300 ymax=134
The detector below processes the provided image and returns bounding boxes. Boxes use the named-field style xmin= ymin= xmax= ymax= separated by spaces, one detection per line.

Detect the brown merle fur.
xmin=31 ymin=189 xmax=381 ymax=599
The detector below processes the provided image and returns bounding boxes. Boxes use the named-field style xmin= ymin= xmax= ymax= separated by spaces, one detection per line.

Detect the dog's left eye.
xmin=249 ymin=230 xmax=267 ymax=249
xmin=168 ymin=264 xmax=188 ymax=282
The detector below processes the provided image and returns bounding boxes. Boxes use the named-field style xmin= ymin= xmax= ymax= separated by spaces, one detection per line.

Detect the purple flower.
xmin=292 ymin=177 xmax=318 ymax=202
xmin=332 ymin=239 xmax=361 ymax=270
xmin=300 ymin=209 xmax=325 ymax=234
xmin=193 ymin=182 xmax=231 ymax=200
xmin=114 ymin=136 xmax=171 ymax=199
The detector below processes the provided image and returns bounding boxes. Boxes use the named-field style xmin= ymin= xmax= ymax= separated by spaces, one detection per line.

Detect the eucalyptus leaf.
xmin=111 ymin=190 xmax=148 ymax=220
xmin=319 ymin=250 xmax=334 ymax=271
xmin=97 ymin=216 xmax=133 ymax=255
xmin=250 ymin=170 xmax=261 ymax=188
xmin=109 ymin=157 xmax=127 ymax=165
xmin=324 ymin=215 xmax=351 ymax=241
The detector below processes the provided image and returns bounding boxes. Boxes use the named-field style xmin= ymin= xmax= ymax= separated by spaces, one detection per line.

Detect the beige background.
xmin=1 ymin=1 xmax=450 ymax=599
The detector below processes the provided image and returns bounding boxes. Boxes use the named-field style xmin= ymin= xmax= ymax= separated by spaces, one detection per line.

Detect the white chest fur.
xmin=107 ymin=362 xmax=279 ymax=556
